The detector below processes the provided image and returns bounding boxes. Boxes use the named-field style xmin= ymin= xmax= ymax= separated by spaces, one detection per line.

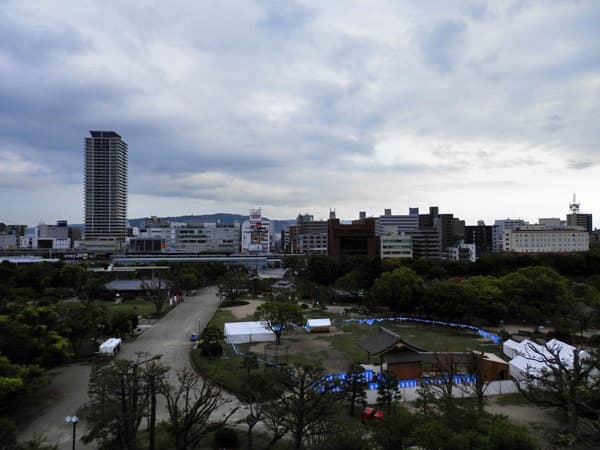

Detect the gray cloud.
xmin=0 ymin=1 xmax=599 ymax=225
xmin=417 ymin=19 xmax=467 ymax=73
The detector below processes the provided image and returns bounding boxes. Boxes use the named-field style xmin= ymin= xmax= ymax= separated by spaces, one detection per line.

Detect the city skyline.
xmin=1 ymin=1 xmax=599 ymax=225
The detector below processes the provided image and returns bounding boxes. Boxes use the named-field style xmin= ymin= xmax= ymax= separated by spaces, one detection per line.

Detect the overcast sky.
xmin=0 ymin=0 xmax=599 ymax=226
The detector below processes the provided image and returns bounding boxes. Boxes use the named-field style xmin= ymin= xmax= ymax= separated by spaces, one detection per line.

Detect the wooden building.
xmin=358 ymin=327 xmax=509 ymax=382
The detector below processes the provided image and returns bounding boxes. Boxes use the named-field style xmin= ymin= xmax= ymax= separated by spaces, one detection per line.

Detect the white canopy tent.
xmin=503 ymin=339 xmax=536 ymax=359
xmin=224 ymin=321 xmax=275 ymax=344
xmin=508 ymin=338 xmax=591 ymax=383
xmin=306 ymin=318 xmax=331 ymax=333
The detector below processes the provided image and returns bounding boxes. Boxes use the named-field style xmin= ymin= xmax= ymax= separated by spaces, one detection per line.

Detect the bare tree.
xmin=238 ymin=373 xmax=278 ymax=450
xmin=161 ymin=367 xmax=238 ymax=450
xmin=82 ymin=354 xmax=162 ymax=450
xmin=141 ymin=278 xmax=168 ymax=315
xmin=516 ymin=342 xmax=600 ymax=436
xmin=141 ymin=359 xmax=169 ymax=450
xmin=464 ymin=350 xmax=490 ymax=413
xmin=264 ymin=365 xmax=339 ymax=450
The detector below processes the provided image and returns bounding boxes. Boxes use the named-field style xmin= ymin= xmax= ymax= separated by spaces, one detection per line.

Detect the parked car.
xmin=360 ymin=407 xmax=385 ymax=424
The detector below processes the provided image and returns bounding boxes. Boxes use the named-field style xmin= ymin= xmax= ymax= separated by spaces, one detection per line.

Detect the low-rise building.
xmin=503 ymin=223 xmax=589 ymax=253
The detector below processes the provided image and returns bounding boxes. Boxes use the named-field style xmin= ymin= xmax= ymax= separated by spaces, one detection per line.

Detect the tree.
xmin=499 ymin=266 xmax=574 ymax=322
xmin=376 ymin=370 xmax=401 ymax=411
xmin=161 ymin=367 xmax=237 ymax=450
xmin=217 ymin=271 xmax=249 ymax=304
xmin=306 ymin=255 xmax=338 ymax=285
xmin=335 ymin=270 xmax=363 ymax=299
xmin=341 ymin=363 xmax=367 ymax=416
xmin=82 ymin=354 xmax=163 ymax=450
xmin=463 ymin=275 xmax=506 ymax=324
xmin=58 ymin=264 xmax=86 ymax=290
xmin=264 ymin=365 xmax=339 ymax=450
xmin=255 ymin=300 xmax=304 ymax=345
xmin=141 ymin=359 xmax=170 ymax=450
xmin=368 ymin=267 xmax=423 ymax=311
xmin=372 ymin=405 xmax=418 ymax=450
xmin=58 ymin=302 xmax=108 ymax=356
xmin=239 ymin=372 xmax=277 ymax=450
xmin=516 ymin=342 xmax=600 ymax=437
xmin=141 ymin=279 xmax=168 ymax=315
xmin=241 ymin=352 xmax=259 ymax=375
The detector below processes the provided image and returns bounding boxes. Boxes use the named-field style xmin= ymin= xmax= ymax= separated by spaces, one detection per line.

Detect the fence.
xmin=365 ymin=379 xmax=519 ymax=403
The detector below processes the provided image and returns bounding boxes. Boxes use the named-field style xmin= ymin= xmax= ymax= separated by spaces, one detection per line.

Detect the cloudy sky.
xmin=0 ymin=0 xmax=599 ymax=226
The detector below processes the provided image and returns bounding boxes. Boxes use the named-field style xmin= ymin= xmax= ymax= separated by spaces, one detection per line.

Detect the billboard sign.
xmin=249 ymin=209 xmax=262 ymax=223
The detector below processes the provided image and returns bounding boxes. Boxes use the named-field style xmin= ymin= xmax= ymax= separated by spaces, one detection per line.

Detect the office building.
xmin=464 ymin=223 xmax=493 ymax=257
xmin=34 ymin=220 xmax=71 ymax=249
xmin=493 ymin=219 xmax=528 ymax=252
xmin=567 ymin=214 xmax=592 ymax=233
xmin=503 ymin=223 xmax=589 ymax=253
xmin=380 ymin=226 xmax=413 ymax=259
xmin=296 ymin=214 xmax=328 ymax=254
xmin=328 ymin=211 xmax=378 ymax=259
xmin=376 ymin=208 xmax=419 ymax=235
xmin=130 ymin=218 xmax=240 ymax=254
xmin=84 ymin=130 xmax=128 ymax=250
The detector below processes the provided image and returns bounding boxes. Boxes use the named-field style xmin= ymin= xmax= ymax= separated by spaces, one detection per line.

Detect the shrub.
xmin=214 ymin=427 xmax=239 ymax=449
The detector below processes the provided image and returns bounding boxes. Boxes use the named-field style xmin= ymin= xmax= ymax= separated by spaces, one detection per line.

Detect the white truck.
xmin=99 ymin=337 xmax=122 ymax=355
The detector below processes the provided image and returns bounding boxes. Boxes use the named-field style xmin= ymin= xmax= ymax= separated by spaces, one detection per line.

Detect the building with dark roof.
xmin=358 ymin=327 xmax=508 ymax=381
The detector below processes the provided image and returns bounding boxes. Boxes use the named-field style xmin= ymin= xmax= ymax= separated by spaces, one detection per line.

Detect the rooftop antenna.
xmin=569 ymin=193 xmax=580 ymax=214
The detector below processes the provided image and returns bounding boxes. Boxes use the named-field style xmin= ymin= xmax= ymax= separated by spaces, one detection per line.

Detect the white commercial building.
xmin=130 ymin=219 xmax=240 ymax=253
xmin=503 ymin=224 xmax=589 ymax=253
xmin=241 ymin=209 xmax=273 ymax=253
xmin=493 ymin=219 xmax=528 ymax=252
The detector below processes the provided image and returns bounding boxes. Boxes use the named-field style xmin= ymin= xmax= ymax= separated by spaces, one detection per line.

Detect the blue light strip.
xmin=342 ymin=316 xmax=500 ymax=344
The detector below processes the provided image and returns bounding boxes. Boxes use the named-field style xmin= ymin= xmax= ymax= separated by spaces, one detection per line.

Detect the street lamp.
xmin=65 ymin=415 xmax=79 ymax=450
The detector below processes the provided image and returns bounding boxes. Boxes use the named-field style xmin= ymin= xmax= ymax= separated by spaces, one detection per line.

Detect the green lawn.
xmin=192 ymin=309 xmax=504 ymax=396
xmin=314 ymin=320 xmax=503 ymax=364
xmin=92 ymin=299 xmax=157 ymax=317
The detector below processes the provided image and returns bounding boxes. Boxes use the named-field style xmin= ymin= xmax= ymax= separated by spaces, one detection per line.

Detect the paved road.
xmin=20 ymin=287 xmax=229 ymax=449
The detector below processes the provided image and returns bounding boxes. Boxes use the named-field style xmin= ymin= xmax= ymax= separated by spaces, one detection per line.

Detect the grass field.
xmin=192 ymin=307 xmax=503 ymax=396
xmin=92 ymin=299 xmax=157 ymax=317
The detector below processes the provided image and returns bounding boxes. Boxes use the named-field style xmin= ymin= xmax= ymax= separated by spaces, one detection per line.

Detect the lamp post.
xmin=65 ymin=415 xmax=79 ymax=450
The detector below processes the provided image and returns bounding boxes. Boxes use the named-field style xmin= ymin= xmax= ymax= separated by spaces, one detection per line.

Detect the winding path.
xmin=19 ymin=287 xmax=240 ymax=449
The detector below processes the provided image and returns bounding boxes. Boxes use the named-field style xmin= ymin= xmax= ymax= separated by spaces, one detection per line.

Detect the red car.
xmin=360 ymin=407 xmax=385 ymax=424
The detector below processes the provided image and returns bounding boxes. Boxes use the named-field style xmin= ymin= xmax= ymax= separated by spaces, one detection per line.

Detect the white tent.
xmin=503 ymin=338 xmax=537 ymax=359
xmin=502 ymin=339 xmax=522 ymax=359
xmin=224 ymin=321 xmax=275 ymax=344
xmin=99 ymin=337 xmax=121 ymax=355
xmin=508 ymin=338 xmax=591 ymax=383
xmin=306 ymin=318 xmax=331 ymax=333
